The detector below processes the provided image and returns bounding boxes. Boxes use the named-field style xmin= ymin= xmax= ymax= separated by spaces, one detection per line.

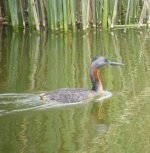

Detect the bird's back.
xmin=41 ymin=88 xmax=98 ymax=103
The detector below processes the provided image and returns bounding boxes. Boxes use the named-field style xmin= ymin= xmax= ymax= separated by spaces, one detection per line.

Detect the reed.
xmin=86 ymin=0 xmax=90 ymax=27
xmin=111 ymin=0 xmax=118 ymax=28
xmin=0 ymin=0 xmax=149 ymax=31
xmin=1 ymin=1 xmax=9 ymax=24
xmin=7 ymin=0 xmax=19 ymax=28
xmin=0 ymin=0 xmax=5 ymax=23
xmin=40 ymin=0 xmax=46 ymax=27
xmin=17 ymin=0 xmax=23 ymax=26
xmin=62 ymin=0 xmax=68 ymax=32
xmin=146 ymin=0 xmax=150 ymax=28
xmin=19 ymin=0 xmax=25 ymax=27
xmin=50 ymin=0 xmax=57 ymax=30
xmin=28 ymin=0 xmax=35 ymax=29
xmin=81 ymin=0 xmax=88 ymax=30
xmin=45 ymin=0 xmax=51 ymax=28
xmin=31 ymin=0 xmax=40 ymax=31
xmin=70 ymin=0 xmax=76 ymax=31
xmin=124 ymin=0 xmax=131 ymax=32
xmin=57 ymin=0 xmax=63 ymax=30
xmin=92 ymin=0 xmax=97 ymax=28
xmin=138 ymin=0 xmax=147 ymax=28
xmin=102 ymin=0 xmax=108 ymax=29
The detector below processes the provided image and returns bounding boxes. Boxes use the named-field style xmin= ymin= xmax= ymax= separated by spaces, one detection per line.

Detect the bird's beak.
xmin=108 ymin=60 xmax=124 ymax=66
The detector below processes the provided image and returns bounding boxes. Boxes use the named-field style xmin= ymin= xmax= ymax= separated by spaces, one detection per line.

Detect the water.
xmin=0 ymin=26 xmax=150 ymax=153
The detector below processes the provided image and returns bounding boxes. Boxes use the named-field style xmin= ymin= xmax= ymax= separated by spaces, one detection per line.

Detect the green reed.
xmin=0 ymin=0 xmax=149 ymax=32
xmin=7 ymin=0 xmax=19 ymax=28
xmin=70 ymin=0 xmax=76 ymax=31
xmin=62 ymin=0 xmax=68 ymax=32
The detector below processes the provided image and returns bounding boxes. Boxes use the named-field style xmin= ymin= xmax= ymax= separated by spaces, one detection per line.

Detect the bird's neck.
xmin=90 ymin=66 xmax=103 ymax=94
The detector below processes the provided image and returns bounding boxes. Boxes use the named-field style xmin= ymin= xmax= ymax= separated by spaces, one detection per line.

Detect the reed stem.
xmin=70 ymin=0 xmax=76 ymax=31
xmin=111 ymin=0 xmax=118 ymax=28
xmin=8 ymin=0 xmax=19 ymax=28
xmin=81 ymin=0 xmax=88 ymax=30
xmin=92 ymin=0 xmax=97 ymax=28
xmin=102 ymin=0 xmax=108 ymax=29
xmin=138 ymin=0 xmax=147 ymax=28
xmin=1 ymin=0 xmax=150 ymax=31
xmin=40 ymin=0 xmax=46 ymax=27
xmin=31 ymin=0 xmax=40 ymax=31
xmin=125 ymin=0 xmax=131 ymax=30
xmin=62 ymin=0 xmax=68 ymax=32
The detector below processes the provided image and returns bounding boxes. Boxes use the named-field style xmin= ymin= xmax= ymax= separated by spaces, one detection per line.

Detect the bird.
xmin=40 ymin=56 xmax=123 ymax=103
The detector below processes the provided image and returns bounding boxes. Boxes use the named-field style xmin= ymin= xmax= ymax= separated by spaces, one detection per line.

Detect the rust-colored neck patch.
xmin=93 ymin=67 xmax=100 ymax=82
xmin=92 ymin=67 xmax=103 ymax=93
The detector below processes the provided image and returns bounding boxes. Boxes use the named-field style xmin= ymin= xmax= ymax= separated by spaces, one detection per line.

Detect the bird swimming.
xmin=40 ymin=56 xmax=124 ymax=103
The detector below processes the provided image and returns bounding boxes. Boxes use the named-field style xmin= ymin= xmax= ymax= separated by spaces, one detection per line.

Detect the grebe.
xmin=40 ymin=56 xmax=123 ymax=103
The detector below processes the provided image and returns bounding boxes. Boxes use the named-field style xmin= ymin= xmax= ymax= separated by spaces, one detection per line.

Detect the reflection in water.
xmin=0 ymin=28 xmax=124 ymax=93
xmin=0 ymin=99 xmax=109 ymax=153
xmin=0 ymin=27 xmax=150 ymax=153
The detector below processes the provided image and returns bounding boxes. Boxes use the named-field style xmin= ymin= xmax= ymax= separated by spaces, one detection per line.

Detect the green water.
xmin=0 ymin=26 xmax=150 ymax=153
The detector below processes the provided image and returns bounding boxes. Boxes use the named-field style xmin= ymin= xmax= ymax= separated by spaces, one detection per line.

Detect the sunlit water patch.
xmin=0 ymin=91 xmax=112 ymax=116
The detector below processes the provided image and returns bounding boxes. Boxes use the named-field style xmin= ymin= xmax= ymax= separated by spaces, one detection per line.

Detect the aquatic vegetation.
xmin=0 ymin=0 xmax=150 ymax=31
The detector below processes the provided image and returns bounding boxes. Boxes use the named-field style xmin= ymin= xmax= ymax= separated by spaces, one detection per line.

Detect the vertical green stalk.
xmin=20 ymin=0 xmax=25 ymax=27
xmin=0 ymin=1 xmax=2 ymax=19
xmin=135 ymin=0 xmax=139 ymax=19
xmin=108 ymin=0 xmax=114 ymax=17
xmin=98 ymin=0 xmax=103 ymax=26
xmin=53 ymin=0 xmax=57 ymax=30
xmin=16 ymin=0 xmax=23 ymax=26
xmin=77 ymin=0 xmax=81 ymax=24
xmin=146 ymin=0 xmax=150 ymax=28
xmin=70 ymin=0 xmax=76 ymax=31
xmin=118 ymin=0 xmax=122 ymax=24
xmin=133 ymin=0 xmax=137 ymax=21
xmin=31 ymin=0 xmax=40 ymax=31
xmin=96 ymin=0 xmax=100 ymax=26
xmin=125 ymin=0 xmax=131 ymax=28
xmin=8 ymin=0 xmax=19 ymax=28
xmin=57 ymin=0 xmax=63 ymax=30
xmin=37 ymin=0 xmax=42 ymax=23
xmin=4 ymin=0 xmax=11 ymax=23
xmin=81 ymin=0 xmax=88 ymax=30
xmin=86 ymin=0 xmax=90 ymax=29
xmin=50 ymin=0 xmax=57 ymax=30
xmin=45 ymin=0 xmax=51 ymax=29
xmin=129 ymin=0 xmax=134 ymax=23
xmin=102 ymin=0 xmax=108 ymax=29
xmin=28 ymin=0 xmax=35 ymax=29
xmin=40 ymin=0 xmax=46 ymax=27
xmin=92 ymin=0 xmax=97 ymax=28
xmin=49 ymin=0 xmax=54 ymax=30
xmin=62 ymin=0 xmax=68 ymax=32
xmin=111 ymin=0 xmax=118 ymax=28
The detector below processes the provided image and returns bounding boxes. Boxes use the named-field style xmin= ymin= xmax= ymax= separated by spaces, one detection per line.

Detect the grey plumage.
xmin=43 ymin=88 xmax=98 ymax=103
xmin=41 ymin=56 xmax=123 ymax=103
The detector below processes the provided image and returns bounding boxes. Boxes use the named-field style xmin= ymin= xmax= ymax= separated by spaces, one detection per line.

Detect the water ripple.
xmin=0 ymin=91 xmax=112 ymax=116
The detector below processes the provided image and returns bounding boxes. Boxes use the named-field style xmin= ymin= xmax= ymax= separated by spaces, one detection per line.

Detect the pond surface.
xmin=0 ymin=26 xmax=150 ymax=153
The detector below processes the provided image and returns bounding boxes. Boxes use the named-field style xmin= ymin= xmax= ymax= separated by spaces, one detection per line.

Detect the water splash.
xmin=96 ymin=91 xmax=112 ymax=101
xmin=0 ymin=91 xmax=112 ymax=116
